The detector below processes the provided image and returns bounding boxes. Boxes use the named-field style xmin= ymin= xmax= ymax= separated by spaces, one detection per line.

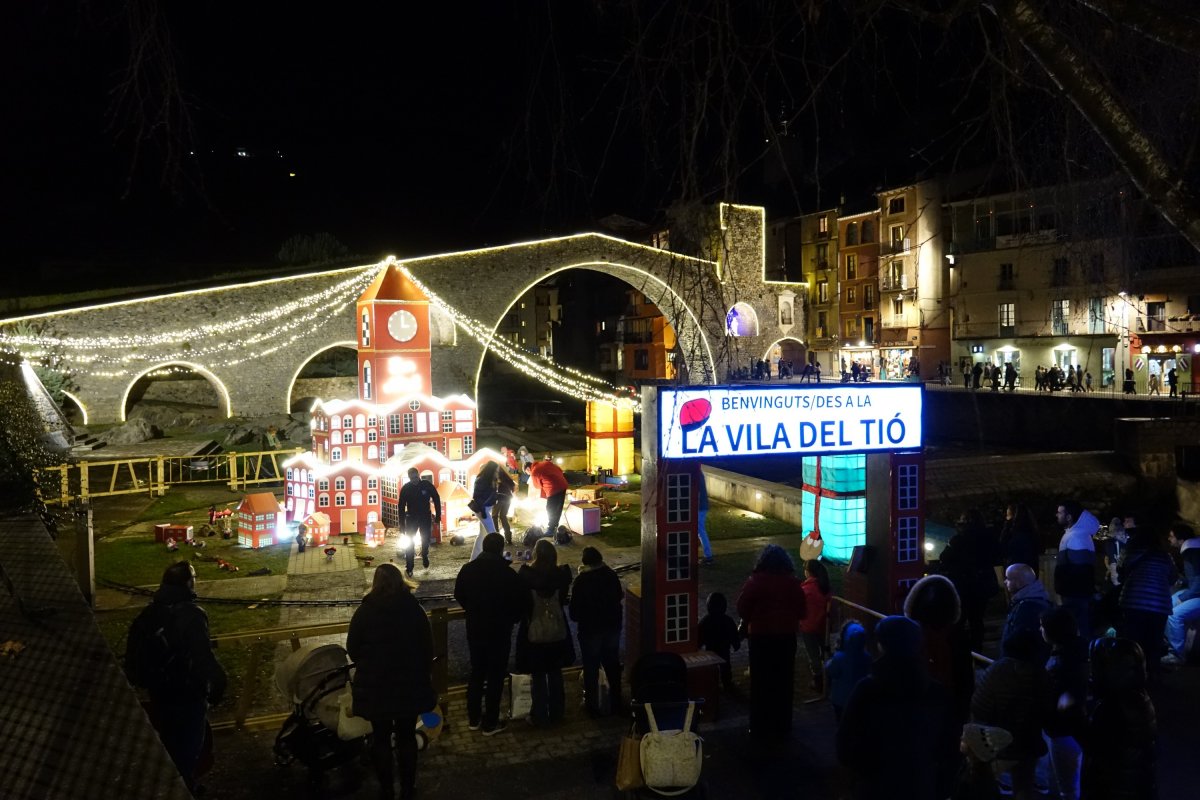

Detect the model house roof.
xmin=358 ymin=263 xmax=428 ymax=303
xmin=239 ymin=492 xmax=282 ymax=515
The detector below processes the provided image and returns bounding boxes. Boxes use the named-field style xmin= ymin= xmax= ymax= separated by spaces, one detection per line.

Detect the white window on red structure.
xmin=897 ymin=517 xmax=920 ymax=563
xmin=335 ymin=494 xmax=346 ymax=507
xmin=665 ymin=593 xmax=690 ymax=643
xmin=666 ymin=473 xmax=691 ymax=523
xmin=319 ymin=495 xmax=329 ymax=508
xmin=666 ymin=530 xmax=691 ymax=581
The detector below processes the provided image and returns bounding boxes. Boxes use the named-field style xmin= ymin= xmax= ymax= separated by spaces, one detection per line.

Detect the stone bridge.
xmin=1 ymin=204 xmax=806 ymax=424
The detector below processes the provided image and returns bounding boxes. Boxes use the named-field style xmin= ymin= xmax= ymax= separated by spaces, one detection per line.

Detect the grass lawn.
xmin=92 ymin=488 xmax=290 ymax=586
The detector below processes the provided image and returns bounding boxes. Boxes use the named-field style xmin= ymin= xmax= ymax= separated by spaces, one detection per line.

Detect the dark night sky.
xmin=6 ymin=2 xmax=1062 ymax=291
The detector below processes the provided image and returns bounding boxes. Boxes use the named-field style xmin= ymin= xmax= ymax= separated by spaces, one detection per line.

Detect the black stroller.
xmin=273 ymin=643 xmax=365 ymax=785
xmin=621 ymin=652 xmax=706 ymax=798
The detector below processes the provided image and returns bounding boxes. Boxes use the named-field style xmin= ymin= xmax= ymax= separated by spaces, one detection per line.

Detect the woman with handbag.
xmin=347 ymin=564 xmax=435 ymax=800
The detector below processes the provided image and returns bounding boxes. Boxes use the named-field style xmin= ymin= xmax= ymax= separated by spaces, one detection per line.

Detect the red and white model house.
xmin=237 ymin=492 xmax=286 ymax=548
xmin=283 ymin=262 xmax=504 ymax=537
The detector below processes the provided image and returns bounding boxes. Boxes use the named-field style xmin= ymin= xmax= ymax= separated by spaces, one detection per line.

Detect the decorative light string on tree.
xmin=399 ymin=266 xmax=641 ymax=412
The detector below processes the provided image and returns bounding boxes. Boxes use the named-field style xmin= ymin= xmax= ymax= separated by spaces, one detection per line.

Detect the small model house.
xmin=301 ymin=511 xmax=331 ymax=546
xmin=238 ymin=492 xmax=285 ymax=548
xmin=154 ymin=523 xmax=193 ymax=544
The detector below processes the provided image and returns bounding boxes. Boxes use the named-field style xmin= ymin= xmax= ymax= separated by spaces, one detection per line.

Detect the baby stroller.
xmin=620 ymin=652 xmax=706 ymax=798
xmin=273 ymin=644 xmax=364 ymax=784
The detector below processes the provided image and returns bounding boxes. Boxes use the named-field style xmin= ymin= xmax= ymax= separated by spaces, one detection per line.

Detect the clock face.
xmin=387 ymin=309 xmax=418 ymax=342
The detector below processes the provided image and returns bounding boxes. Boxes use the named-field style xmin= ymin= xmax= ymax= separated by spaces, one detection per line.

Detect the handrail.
xmin=210 ymin=607 xmax=464 ymax=730
xmin=829 ymin=595 xmax=993 ymax=667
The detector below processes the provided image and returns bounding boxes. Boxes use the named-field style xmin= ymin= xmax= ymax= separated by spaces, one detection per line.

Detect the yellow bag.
xmin=615 ymin=726 xmax=644 ymax=791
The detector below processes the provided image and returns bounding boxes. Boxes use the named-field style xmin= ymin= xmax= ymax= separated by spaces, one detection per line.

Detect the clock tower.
xmin=356 ymin=262 xmax=433 ymax=405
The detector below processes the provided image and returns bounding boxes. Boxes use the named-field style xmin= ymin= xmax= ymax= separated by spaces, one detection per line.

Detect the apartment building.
xmin=836 ymin=209 xmax=882 ymax=376
xmin=494 ymin=283 xmax=562 ymax=357
xmin=799 ymin=209 xmax=840 ymax=372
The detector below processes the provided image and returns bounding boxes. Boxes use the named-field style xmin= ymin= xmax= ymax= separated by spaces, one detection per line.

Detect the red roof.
xmin=239 ymin=492 xmax=281 ymax=515
xmin=358 ymin=264 xmax=428 ymax=303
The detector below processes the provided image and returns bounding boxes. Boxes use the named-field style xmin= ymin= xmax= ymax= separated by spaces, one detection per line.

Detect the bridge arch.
xmin=60 ymin=390 xmax=88 ymax=425
xmin=120 ymin=361 xmax=232 ymax=422
xmin=470 ymin=260 xmax=717 ymax=403
xmin=287 ymin=340 xmax=359 ymax=412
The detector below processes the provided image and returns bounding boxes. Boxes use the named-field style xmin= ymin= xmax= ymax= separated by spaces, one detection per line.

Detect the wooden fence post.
xmin=155 ymin=457 xmax=166 ymax=497
xmin=430 ymin=607 xmax=449 ymax=697
xmin=234 ymin=639 xmax=267 ymax=731
xmin=228 ymin=452 xmax=239 ymax=492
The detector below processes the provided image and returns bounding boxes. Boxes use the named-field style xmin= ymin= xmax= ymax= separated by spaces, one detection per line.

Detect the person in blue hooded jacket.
xmin=1053 ymin=501 xmax=1099 ymax=639
xmin=825 ymin=620 xmax=870 ymax=722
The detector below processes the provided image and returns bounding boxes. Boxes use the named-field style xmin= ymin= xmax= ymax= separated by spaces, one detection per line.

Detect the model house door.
xmin=448 ymin=438 xmax=462 ymax=460
xmin=340 ymin=509 xmax=358 ymax=533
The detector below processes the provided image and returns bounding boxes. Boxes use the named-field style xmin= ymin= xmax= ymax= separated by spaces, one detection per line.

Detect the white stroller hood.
xmin=275 ymin=643 xmax=350 ymax=731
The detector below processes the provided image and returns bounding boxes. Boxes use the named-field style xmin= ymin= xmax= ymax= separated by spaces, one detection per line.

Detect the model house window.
xmin=367 ymin=492 xmax=378 ymax=505
xmin=318 ymin=479 xmax=329 ymax=491
xmin=308 ymin=486 xmax=315 ymax=499
xmin=362 ymin=362 xmax=372 ymax=399
xmin=331 ymin=448 xmax=342 ymax=462
xmin=388 ymin=414 xmax=401 ymax=435
xmin=351 ymin=476 xmax=362 ymax=490
xmin=408 ymin=400 xmax=421 ymax=411
xmin=666 ymin=472 xmax=691 ymax=523
xmin=888 ymin=196 xmax=905 ymax=214
xmin=897 ymin=464 xmax=919 ymax=510
xmin=817 ymin=281 xmax=829 ymax=303
xmin=845 ymin=222 xmax=858 ymax=246
xmin=403 ymin=413 xmax=415 ymax=434
xmin=367 ymin=429 xmax=377 ymax=443
xmin=442 ymin=421 xmax=454 ymax=433
xmin=361 ymin=311 xmax=370 ymax=346
xmin=334 ymin=477 xmax=346 ymax=491
xmin=463 ymin=435 xmax=474 ymax=454
xmin=441 ymin=411 xmax=453 ymax=421
xmin=343 ymin=416 xmax=353 ymax=429
xmin=342 ymin=430 xmax=354 ymax=444
xmin=999 ymin=303 xmax=1016 ymax=336
xmin=368 ymin=478 xmax=378 ymax=490
xmin=351 ymin=492 xmax=362 ymax=506
xmin=897 ymin=516 xmax=919 ymax=563
xmin=319 ymin=495 xmax=329 ymax=508
xmin=367 ymin=416 xmax=377 ymax=428
xmin=665 ymin=592 xmax=689 ymax=643
xmin=846 ymin=254 xmax=857 ymax=280
xmin=335 ymin=494 xmax=346 ymax=507
xmin=286 ymin=484 xmax=294 ymax=496
xmin=1052 ymin=299 xmax=1070 ymax=335
xmin=330 ymin=416 xmax=341 ymax=429
xmin=666 ymin=533 xmax=691 ymax=582
xmin=286 ymin=468 xmax=294 ymax=481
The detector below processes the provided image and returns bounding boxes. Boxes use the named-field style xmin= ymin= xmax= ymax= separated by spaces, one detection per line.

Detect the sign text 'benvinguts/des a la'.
xmin=658 ymin=385 xmax=923 ymax=459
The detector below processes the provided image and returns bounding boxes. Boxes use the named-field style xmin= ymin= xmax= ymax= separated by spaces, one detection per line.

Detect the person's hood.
xmin=1060 ymin=509 xmax=1100 ymax=551
xmin=1011 ymin=579 xmax=1050 ymax=604
xmin=841 ymin=621 xmax=868 ymax=652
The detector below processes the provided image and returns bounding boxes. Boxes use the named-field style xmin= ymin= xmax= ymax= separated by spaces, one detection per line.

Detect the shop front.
xmin=1134 ymin=333 xmax=1197 ymax=394
xmin=839 ymin=344 xmax=879 ymax=381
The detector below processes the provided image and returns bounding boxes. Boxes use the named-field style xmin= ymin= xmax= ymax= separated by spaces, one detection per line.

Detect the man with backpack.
xmin=125 ymin=561 xmax=226 ymax=791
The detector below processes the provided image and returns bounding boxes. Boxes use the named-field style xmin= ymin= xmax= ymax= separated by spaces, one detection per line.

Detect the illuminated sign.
xmin=659 ymin=385 xmax=923 ymax=459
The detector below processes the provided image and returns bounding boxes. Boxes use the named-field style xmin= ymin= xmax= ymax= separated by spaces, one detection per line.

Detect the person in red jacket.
xmin=799 ymin=559 xmax=831 ymax=693
xmin=737 ymin=544 xmax=807 ymax=740
xmin=524 ymin=460 xmax=569 ymax=535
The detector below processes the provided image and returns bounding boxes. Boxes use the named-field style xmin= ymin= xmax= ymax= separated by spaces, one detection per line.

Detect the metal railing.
xmin=38 ymin=448 xmax=303 ymax=507
xmin=828 ymin=595 xmax=993 ymax=667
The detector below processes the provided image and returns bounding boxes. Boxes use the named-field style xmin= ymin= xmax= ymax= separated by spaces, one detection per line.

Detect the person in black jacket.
xmin=398 ymin=468 xmax=441 ymax=576
xmin=837 ymin=615 xmax=959 ymax=800
xmin=1117 ymin=524 xmax=1176 ymax=674
xmin=1082 ymin=637 xmax=1157 ymax=800
xmin=138 ymin=561 xmax=227 ymax=792
xmin=347 ymin=563 xmax=435 ymax=800
xmin=940 ymin=509 xmax=1000 ymax=652
xmin=998 ymin=503 xmax=1041 ymax=572
xmin=454 ymin=532 xmax=529 ymax=735
xmin=568 ymin=546 xmax=624 ymax=716
xmin=516 ymin=538 xmax=574 ymax=725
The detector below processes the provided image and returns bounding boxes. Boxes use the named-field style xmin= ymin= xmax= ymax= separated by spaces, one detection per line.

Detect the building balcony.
xmin=997 ymin=278 xmax=1015 ymax=291
xmin=880 ymin=238 xmax=912 ymax=256
xmin=880 ymin=274 xmax=910 ymax=292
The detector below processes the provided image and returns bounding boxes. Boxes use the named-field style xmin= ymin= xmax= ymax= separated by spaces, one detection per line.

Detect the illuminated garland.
xmin=400 ymin=266 xmax=641 ymax=412
xmin=0 ymin=268 xmax=382 ymax=375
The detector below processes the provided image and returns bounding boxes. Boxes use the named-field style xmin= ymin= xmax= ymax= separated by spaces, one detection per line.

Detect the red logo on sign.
xmin=679 ymin=398 xmax=711 ymax=430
